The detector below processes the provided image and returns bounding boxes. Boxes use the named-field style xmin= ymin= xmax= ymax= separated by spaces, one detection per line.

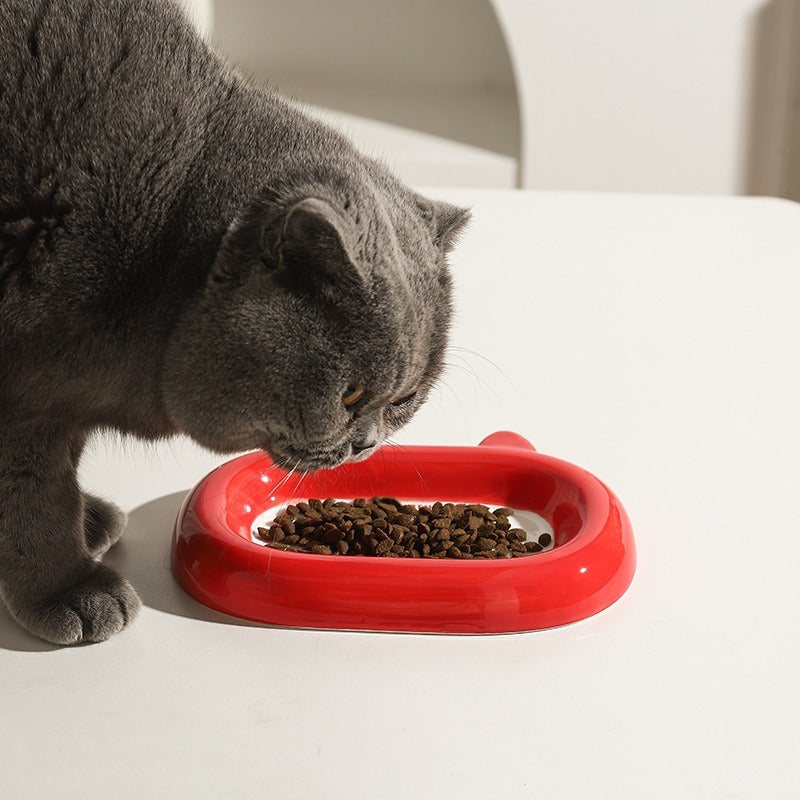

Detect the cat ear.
xmin=273 ymin=198 xmax=365 ymax=291
xmin=414 ymin=196 xmax=471 ymax=251
xmin=431 ymin=202 xmax=471 ymax=251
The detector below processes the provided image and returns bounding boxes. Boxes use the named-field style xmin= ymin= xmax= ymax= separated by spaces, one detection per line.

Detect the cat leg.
xmin=67 ymin=437 xmax=128 ymax=559
xmin=83 ymin=493 xmax=128 ymax=559
xmin=0 ymin=428 xmax=141 ymax=645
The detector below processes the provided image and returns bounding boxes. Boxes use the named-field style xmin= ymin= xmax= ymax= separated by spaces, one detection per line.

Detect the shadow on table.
xmin=0 ymin=491 xmax=267 ymax=652
xmin=106 ymin=491 xmax=270 ymax=629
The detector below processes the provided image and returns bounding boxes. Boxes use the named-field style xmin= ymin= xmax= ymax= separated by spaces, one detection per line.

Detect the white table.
xmin=1 ymin=191 xmax=798 ymax=799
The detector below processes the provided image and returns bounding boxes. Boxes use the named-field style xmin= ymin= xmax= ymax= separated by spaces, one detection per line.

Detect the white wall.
xmin=211 ymin=0 xmax=519 ymax=159
xmin=493 ymin=0 xmax=798 ymax=196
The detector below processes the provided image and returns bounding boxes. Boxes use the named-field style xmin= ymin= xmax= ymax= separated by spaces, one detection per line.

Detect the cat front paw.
xmin=13 ymin=564 xmax=141 ymax=645
xmin=83 ymin=493 xmax=128 ymax=559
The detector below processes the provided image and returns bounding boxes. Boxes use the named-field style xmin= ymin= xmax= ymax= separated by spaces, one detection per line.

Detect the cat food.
xmin=255 ymin=497 xmax=553 ymax=558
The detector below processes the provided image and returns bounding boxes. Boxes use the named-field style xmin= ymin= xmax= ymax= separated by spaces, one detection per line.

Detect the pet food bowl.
xmin=171 ymin=431 xmax=636 ymax=633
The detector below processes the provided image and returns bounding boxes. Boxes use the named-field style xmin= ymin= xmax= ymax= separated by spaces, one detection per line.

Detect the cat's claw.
xmin=84 ymin=493 xmax=128 ymax=559
xmin=15 ymin=565 xmax=141 ymax=645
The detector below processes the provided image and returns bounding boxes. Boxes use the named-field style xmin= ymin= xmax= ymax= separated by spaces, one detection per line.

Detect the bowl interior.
xmin=217 ymin=446 xmax=588 ymax=555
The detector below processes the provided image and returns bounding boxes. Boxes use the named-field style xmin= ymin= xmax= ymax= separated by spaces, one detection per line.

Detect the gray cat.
xmin=0 ymin=0 xmax=469 ymax=644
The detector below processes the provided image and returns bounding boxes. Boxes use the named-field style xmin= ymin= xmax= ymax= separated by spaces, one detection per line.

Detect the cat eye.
xmin=342 ymin=384 xmax=366 ymax=408
xmin=391 ymin=390 xmax=417 ymax=408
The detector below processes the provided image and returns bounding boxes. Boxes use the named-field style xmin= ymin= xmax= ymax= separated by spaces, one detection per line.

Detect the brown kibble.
xmin=258 ymin=497 xmax=548 ymax=560
xmin=322 ymin=524 xmax=343 ymax=543
xmin=389 ymin=525 xmax=406 ymax=542
xmin=375 ymin=539 xmax=393 ymax=555
xmin=270 ymin=526 xmax=286 ymax=543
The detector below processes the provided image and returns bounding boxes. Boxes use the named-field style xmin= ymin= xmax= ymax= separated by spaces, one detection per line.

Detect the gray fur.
xmin=0 ymin=0 xmax=469 ymax=644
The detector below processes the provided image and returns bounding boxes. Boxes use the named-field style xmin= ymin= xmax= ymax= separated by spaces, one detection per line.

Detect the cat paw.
xmin=14 ymin=564 xmax=141 ymax=645
xmin=83 ymin=493 xmax=128 ymax=559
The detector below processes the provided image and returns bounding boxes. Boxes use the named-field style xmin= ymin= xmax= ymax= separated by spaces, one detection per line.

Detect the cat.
xmin=0 ymin=0 xmax=469 ymax=645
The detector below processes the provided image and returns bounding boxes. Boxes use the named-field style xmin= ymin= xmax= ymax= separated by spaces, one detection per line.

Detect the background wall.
xmin=493 ymin=0 xmax=800 ymax=197
xmin=181 ymin=0 xmax=800 ymax=198
xmin=210 ymin=0 xmax=520 ymax=188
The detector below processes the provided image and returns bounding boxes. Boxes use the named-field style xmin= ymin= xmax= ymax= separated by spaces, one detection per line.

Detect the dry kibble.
xmin=253 ymin=498 xmax=555 ymax=559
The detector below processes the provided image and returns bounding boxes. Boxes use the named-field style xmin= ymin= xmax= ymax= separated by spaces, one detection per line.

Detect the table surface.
xmin=1 ymin=190 xmax=798 ymax=800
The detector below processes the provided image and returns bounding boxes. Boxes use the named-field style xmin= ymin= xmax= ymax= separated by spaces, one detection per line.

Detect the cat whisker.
xmin=442 ymin=357 xmax=501 ymax=401
xmin=263 ymin=455 xmax=292 ymax=472
xmin=434 ymin=369 xmax=468 ymax=417
xmin=291 ymin=469 xmax=310 ymax=501
xmin=384 ymin=438 xmax=432 ymax=497
xmin=269 ymin=458 xmax=302 ymax=496
xmin=447 ymin=345 xmax=522 ymax=396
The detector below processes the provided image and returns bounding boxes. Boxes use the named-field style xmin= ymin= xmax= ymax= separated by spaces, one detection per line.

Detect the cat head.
xmin=162 ymin=169 xmax=469 ymax=470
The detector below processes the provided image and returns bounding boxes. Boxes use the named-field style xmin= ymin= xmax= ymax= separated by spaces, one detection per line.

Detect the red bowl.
xmin=171 ymin=431 xmax=636 ymax=633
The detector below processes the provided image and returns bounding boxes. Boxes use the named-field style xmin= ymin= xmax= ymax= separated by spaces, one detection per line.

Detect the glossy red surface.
xmin=171 ymin=431 xmax=636 ymax=633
